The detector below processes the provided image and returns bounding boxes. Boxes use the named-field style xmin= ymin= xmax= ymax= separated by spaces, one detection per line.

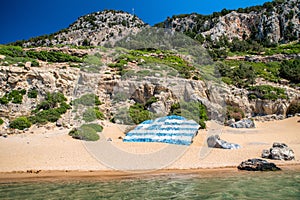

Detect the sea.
xmin=0 ymin=170 xmax=299 ymax=200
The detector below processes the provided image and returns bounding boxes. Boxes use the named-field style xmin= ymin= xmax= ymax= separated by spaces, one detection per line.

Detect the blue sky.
xmin=1 ymin=0 xmax=270 ymax=44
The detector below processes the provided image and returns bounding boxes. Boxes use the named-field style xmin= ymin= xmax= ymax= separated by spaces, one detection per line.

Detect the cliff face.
xmin=160 ymin=0 xmax=300 ymax=43
xmin=22 ymin=10 xmax=147 ymax=47
xmin=0 ymin=52 xmax=299 ymax=125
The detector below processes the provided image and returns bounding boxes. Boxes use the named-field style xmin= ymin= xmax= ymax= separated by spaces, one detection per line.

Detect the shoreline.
xmin=1 ymin=164 xmax=300 ymax=183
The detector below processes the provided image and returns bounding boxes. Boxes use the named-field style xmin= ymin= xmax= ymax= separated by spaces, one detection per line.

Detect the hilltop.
xmin=15 ymin=10 xmax=147 ymax=47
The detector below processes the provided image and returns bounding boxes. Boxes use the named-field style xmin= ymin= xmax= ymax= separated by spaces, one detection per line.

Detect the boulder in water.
xmin=207 ymin=135 xmax=241 ymax=149
xmin=238 ymin=158 xmax=281 ymax=171
xmin=262 ymin=143 xmax=295 ymax=161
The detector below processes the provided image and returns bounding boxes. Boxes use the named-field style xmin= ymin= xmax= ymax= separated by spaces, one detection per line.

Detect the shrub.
xmin=83 ymin=107 xmax=104 ymax=122
xmin=26 ymin=50 xmax=81 ymax=63
xmin=30 ymin=92 xmax=70 ymax=124
xmin=279 ymin=59 xmax=300 ymax=84
xmin=0 ymin=118 xmax=4 ymax=125
xmin=80 ymin=123 xmax=103 ymax=132
xmin=69 ymin=123 xmax=102 ymax=141
xmin=10 ymin=117 xmax=31 ymax=130
xmin=169 ymin=101 xmax=208 ymax=129
xmin=0 ymin=89 xmax=26 ymax=105
xmin=27 ymin=89 xmax=38 ymax=98
xmin=129 ymin=103 xmax=152 ymax=124
xmin=31 ymin=60 xmax=39 ymax=67
xmin=36 ymin=92 xmax=67 ymax=110
xmin=248 ymin=85 xmax=287 ymax=100
xmin=30 ymin=109 xmax=61 ymax=124
xmin=72 ymin=94 xmax=102 ymax=106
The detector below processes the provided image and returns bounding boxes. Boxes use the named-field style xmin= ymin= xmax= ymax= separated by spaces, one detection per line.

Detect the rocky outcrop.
xmin=262 ymin=143 xmax=295 ymax=161
xmin=207 ymin=135 xmax=241 ymax=149
xmin=22 ymin=10 xmax=147 ymax=47
xmin=160 ymin=0 xmax=300 ymax=44
xmin=0 ymin=65 xmax=79 ymax=119
xmin=230 ymin=119 xmax=255 ymax=128
xmin=238 ymin=158 xmax=281 ymax=171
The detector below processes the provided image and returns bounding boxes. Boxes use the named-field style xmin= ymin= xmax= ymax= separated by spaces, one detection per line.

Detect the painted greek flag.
xmin=123 ymin=115 xmax=200 ymax=145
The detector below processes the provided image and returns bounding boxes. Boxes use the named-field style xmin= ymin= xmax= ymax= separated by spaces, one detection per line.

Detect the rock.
xmin=226 ymin=118 xmax=235 ymax=126
xmin=56 ymin=119 xmax=63 ymax=127
xmin=24 ymin=62 xmax=31 ymax=70
xmin=262 ymin=143 xmax=295 ymax=161
xmin=238 ymin=158 xmax=281 ymax=171
xmin=207 ymin=135 xmax=241 ymax=149
xmin=230 ymin=119 xmax=255 ymax=128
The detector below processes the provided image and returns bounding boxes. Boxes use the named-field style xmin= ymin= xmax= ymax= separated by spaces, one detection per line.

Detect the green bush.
xmin=129 ymin=103 xmax=153 ymax=124
xmin=0 ymin=118 xmax=4 ymax=125
xmin=0 ymin=45 xmax=24 ymax=57
xmin=30 ymin=92 xmax=70 ymax=124
xmin=72 ymin=94 xmax=102 ymax=106
xmin=248 ymin=85 xmax=287 ymax=100
xmin=83 ymin=107 xmax=104 ymax=122
xmin=69 ymin=123 xmax=102 ymax=141
xmin=279 ymin=59 xmax=300 ymax=84
xmin=35 ymin=92 xmax=67 ymax=111
xmin=27 ymin=89 xmax=38 ymax=98
xmin=169 ymin=101 xmax=208 ymax=129
xmin=0 ymin=89 xmax=26 ymax=105
xmin=26 ymin=50 xmax=81 ymax=63
xmin=31 ymin=60 xmax=40 ymax=67
xmin=10 ymin=117 xmax=32 ymax=130
xmin=80 ymin=123 xmax=103 ymax=132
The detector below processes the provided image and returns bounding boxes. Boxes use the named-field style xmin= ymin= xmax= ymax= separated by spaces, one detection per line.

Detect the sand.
xmin=0 ymin=116 xmax=299 ymax=179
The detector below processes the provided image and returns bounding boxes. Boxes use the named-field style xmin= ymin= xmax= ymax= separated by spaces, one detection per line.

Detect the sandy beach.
xmin=0 ymin=116 xmax=299 ymax=179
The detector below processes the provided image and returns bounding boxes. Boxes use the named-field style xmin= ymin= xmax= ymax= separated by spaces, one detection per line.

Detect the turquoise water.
xmin=0 ymin=171 xmax=299 ymax=200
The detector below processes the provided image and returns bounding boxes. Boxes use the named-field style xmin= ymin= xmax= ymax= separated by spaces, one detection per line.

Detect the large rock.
xmin=207 ymin=135 xmax=241 ymax=149
xmin=262 ymin=143 xmax=295 ymax=161
xmin=230 ymin=119 xmax=255 ymax=128
xmin=238 ymin=158 xmax=281 ymax=171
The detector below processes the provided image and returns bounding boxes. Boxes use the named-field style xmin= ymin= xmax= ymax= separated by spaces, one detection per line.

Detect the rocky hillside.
xmin=0 ymin=45 xmax=299 ymax=134
xmin=156 ymin=0 xmax=299 ymax=45
xmin=19 ymin=10 xmax=147 ymax=47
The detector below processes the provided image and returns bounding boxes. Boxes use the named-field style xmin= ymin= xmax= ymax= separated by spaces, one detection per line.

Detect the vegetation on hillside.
xmin=9 ymin=92 xmax=70 ymax=130
xmin=109 ymin=48 xmax=196 ymax=79
xmin=29 ymin=92 xmax=70 ymax=124
xmin=0 ymin=45 xmax=81 ymax=67
xmin=169 ymin=101 xmax=208 ymax=129
xmin=248 ymin=85 xmax=287 ymax=100
xmin=216 ymin=57 xmax=300 ymax=88
xmin=72 ymin=93 xmax=104 ymax=123
xmin=0 ymin=89 xmax=26 ymax=105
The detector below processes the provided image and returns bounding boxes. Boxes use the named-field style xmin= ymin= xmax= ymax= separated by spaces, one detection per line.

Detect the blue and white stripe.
xmin=123 ymin=115 xmax=200 ymax=145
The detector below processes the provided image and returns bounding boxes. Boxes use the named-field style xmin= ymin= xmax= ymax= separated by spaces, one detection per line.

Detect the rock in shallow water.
xmin=262 ymin=142 xmax=295 ymax=161
xmin=238 ymin=158 xmax=281 ymax=171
